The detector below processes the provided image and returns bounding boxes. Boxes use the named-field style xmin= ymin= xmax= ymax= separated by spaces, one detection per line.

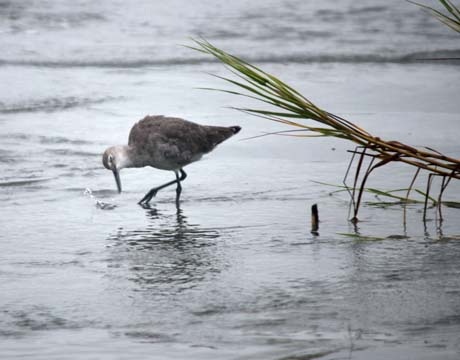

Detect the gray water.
xmin=1 ymin=1 xmax=460 ymax=359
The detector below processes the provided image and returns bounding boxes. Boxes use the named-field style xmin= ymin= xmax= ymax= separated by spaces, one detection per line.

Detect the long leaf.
xmin=408 ymin=0 xmax=460 ymax=32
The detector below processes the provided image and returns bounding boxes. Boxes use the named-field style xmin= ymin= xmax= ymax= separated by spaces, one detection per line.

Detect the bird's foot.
xmin=139 ymin=202 xmax=153 ymax=209
xmin=138 ymin=189 xmax=158 ymax=206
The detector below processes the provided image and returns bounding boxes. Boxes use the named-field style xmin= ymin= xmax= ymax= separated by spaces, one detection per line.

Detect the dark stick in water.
xmin=311 ymin=204 xmax=319 ymax=235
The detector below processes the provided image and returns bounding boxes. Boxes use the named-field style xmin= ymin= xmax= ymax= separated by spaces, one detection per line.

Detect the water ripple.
xmin=0 ymin=177 xmax=53 ymax=187
xmin=1 ymin=49 xmax=459 ymax=69
xmin=0 ymin=96 xmax=119 ymax=114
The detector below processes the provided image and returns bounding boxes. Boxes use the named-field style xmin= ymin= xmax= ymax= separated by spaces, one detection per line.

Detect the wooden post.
xmin=311 ymin=204 xmax=319 ymax=235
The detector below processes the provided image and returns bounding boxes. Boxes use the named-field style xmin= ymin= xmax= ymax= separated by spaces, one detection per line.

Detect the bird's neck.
xmin=114 ymin=145 xmax=135 ymax=169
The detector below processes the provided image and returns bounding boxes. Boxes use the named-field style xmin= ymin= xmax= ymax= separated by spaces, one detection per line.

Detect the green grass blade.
xmin=409 ymin=0 xmax=460 ymax=32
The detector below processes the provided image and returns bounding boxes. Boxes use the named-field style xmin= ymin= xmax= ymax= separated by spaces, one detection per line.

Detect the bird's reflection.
xmin=107 ymin=207 xmax=222 ymax=293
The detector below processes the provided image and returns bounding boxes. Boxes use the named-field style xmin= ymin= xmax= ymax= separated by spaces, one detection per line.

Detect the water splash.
xmin=83 ymin=188 xmax=117 ymax=210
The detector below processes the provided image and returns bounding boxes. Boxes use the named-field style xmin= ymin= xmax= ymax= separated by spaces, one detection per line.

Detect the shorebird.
xmin=102 ymin=115 xmax=241 ymax=206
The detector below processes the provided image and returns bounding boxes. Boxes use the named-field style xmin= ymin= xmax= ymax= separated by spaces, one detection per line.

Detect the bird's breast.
xmin=132 ymin=145 xmax=203 ymax=170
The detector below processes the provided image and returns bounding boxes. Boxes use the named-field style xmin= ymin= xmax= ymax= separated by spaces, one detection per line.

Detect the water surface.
xmin=1 ymin=1 xmax=460 ymax=359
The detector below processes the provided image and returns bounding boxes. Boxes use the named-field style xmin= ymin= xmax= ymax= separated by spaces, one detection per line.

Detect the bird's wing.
xmin=128 ymin=116 xmax=215 ymax=166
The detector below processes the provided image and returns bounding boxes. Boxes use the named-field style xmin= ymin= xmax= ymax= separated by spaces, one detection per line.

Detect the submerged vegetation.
xmin=190 ymin=37 xmax=460 ymax=222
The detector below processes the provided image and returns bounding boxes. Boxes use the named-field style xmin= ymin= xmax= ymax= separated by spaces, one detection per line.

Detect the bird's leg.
xmin=138 ymin=178 xmax=176 ymax=205
xmin=175 ymin=169 xmax=188 ymax=207
xmin=174 ymin=169 xmax=188 ymax=207
xmin=138 ymin=169 xmax=187 ymax=206
xmin=175 ymin=171 xmax=182 ymax=208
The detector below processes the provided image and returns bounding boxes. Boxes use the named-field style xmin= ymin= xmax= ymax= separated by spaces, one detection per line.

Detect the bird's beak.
xmin=112 ymin=168 xmax=122 ymax=193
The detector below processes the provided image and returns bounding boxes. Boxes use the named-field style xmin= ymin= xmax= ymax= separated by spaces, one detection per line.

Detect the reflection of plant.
xmin=191 ymin=39 xmax=460 ymax=222
xmin=409 ymin=0 xmax=460 ymax=33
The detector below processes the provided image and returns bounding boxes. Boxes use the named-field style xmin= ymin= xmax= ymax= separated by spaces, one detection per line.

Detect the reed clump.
xmin=190 ymin=38 xmax=460 ymax=221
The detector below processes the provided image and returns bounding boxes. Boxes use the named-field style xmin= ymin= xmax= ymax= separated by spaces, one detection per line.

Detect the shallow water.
xmin=1 ymin=1 xmax=460 ymax=359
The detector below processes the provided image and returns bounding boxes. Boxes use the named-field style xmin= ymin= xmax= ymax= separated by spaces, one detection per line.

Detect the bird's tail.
xmin=229 ymin=126 xmax=241 ymax=134
xmin=204 ymin=125 xmax=241 ymax=151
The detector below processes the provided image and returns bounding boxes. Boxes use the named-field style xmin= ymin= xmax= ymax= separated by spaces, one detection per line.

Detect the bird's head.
xmin=102 ymin=145 xmax=130 ymax=193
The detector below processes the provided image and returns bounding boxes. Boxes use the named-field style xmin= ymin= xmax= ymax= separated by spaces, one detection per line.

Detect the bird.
xmin=102 ymin=115 xmax=241 ymax=207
